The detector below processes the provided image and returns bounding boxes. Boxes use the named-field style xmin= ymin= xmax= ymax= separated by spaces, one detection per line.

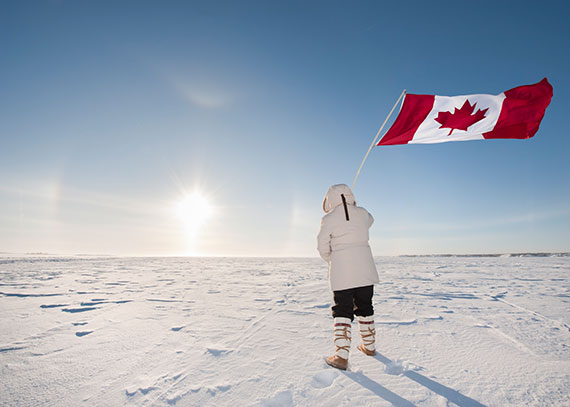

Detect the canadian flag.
xmin=378 ymin=78 xmax=553 ymax=146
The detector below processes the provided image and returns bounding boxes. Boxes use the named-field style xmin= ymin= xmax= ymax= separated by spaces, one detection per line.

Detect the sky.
xmin=1 ymin=0 xmax=569 ymax=257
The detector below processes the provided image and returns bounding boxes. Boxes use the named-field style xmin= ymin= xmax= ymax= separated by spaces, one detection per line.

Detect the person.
xmin=317 ymin=184 xmax=379 ymax=370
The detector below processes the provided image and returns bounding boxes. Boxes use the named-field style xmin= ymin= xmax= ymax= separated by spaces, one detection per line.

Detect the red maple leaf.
xmin=434 ymin=100 xmax=489 ymax=136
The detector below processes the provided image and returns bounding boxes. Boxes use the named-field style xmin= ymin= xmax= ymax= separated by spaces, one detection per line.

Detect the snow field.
xmin=0 ymin=255 xmax=569 ymax=406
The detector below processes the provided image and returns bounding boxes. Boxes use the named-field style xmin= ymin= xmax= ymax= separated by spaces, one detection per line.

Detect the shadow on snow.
xmin=342 ymin=370 xmax=416 ymax=407
xmin=374 ymin=352 xmax=486 ymax=407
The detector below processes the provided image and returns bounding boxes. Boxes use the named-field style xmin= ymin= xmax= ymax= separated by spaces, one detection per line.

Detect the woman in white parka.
xmin=317 ymin=184 xmax=379 ymax=370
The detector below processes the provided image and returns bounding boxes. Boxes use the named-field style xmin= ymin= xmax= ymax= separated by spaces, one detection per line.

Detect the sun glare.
xmin=175 ymin=191 xmax=214 ymax=238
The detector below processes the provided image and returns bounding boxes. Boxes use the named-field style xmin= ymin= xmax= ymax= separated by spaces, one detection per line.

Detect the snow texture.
xmin=1 ymin=254 xmax=569 ymax=406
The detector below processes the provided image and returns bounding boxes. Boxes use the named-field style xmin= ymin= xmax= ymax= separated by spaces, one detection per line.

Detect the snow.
xmin=1 ymin=255 xmax=569 ymax=406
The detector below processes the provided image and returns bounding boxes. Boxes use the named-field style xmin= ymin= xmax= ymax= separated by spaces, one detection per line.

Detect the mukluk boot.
xmin=326 ymin=317 xmax=351 ymax=370
xmin=357 ymin=315 xmax=376 ymax=356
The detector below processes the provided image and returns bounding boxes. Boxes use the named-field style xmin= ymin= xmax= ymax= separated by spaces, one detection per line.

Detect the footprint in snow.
xmin=384 ymin=359 xmax=421 ymax=375
xmin=385 ymin=360 xmax=406 ymax=375
xmin=259 ymin=390 xmax=294 ymax=407
xmin=311 ymin=370 xmax=339 ymax=388
xmin=206 ymin=347 xmax=232 ymax=356
xmin=206 ymin=384 xmax=231 ymax=395
xmin=125 ymin=386 xmax=157 ymax=397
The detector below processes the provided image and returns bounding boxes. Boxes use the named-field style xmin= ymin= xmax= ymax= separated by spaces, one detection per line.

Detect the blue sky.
xmin=1 ymin=0 xmax=569 ymax=256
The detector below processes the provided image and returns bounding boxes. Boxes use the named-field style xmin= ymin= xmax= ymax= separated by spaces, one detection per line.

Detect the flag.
xmin=378 ymin=78 xmax=553 ymax=146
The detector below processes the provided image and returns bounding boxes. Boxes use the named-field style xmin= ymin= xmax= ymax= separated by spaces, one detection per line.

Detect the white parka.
xmin=317 ymin=184 xmax=379 ymax=291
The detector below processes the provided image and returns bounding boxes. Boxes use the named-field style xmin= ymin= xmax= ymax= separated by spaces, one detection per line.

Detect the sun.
xmin=175 ymin=191 xmax=214 ymax=238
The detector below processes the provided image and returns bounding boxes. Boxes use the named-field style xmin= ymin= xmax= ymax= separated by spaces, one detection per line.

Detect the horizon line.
xmin=1 ymin=251 xmax=568 ymax=259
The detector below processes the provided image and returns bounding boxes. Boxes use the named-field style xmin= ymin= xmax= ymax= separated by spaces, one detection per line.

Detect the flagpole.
xmin=351 ymin=89 xmax=406 ymax=190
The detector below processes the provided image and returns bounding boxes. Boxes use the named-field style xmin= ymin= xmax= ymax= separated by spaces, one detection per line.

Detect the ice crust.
xmin=1 ymin=255 xmax=569 ymax=406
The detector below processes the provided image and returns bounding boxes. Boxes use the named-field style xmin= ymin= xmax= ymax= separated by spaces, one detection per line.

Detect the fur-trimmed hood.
xmin=322 ymin=184 xmax=356 ymax=214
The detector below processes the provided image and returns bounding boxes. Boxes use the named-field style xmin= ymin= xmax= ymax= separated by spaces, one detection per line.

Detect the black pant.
xmin=331 ymin=285 xmax=374 ymax=321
